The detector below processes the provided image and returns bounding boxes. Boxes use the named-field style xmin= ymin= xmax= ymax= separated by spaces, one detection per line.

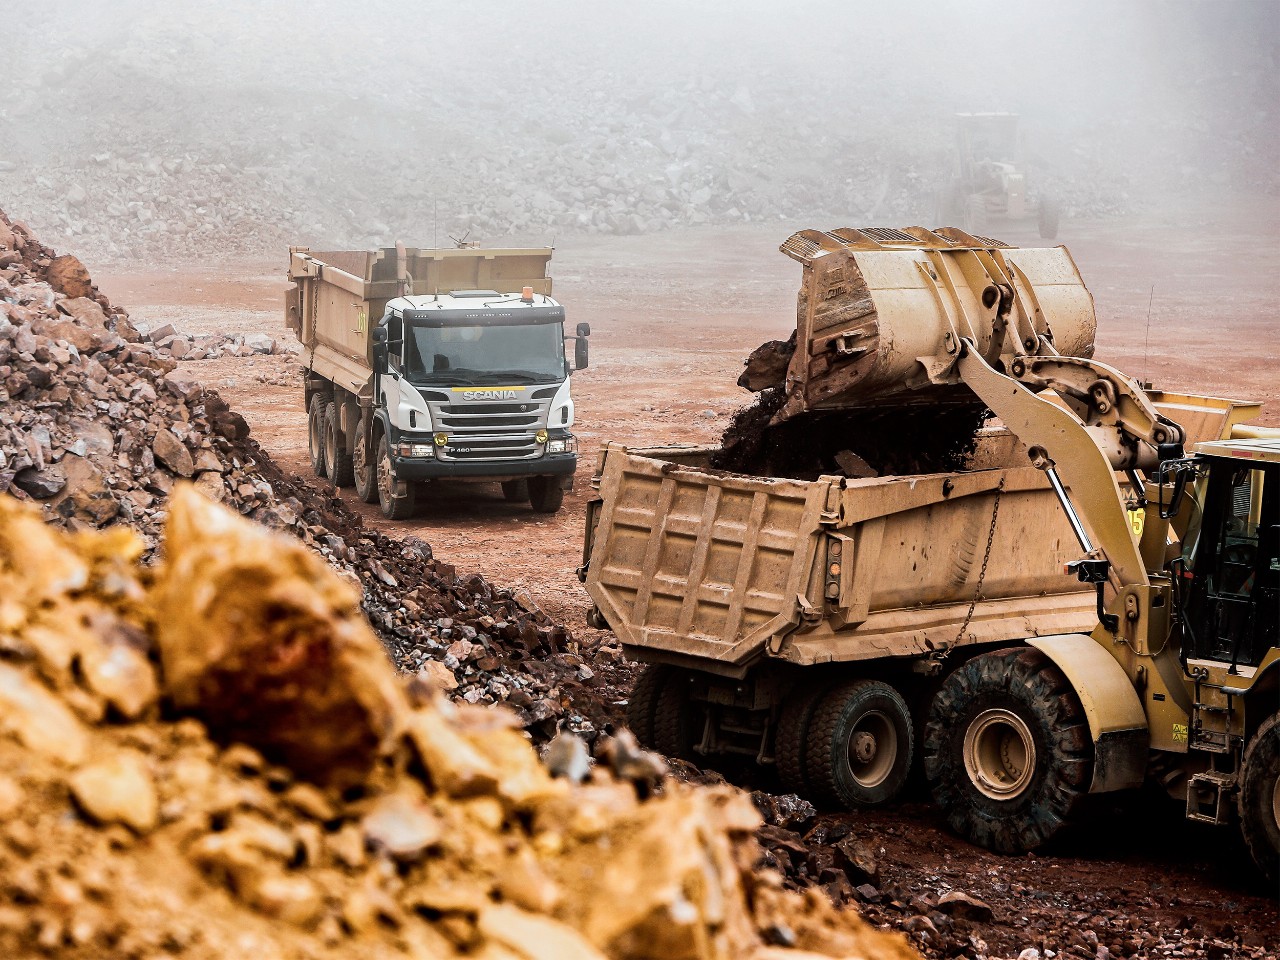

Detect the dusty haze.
xmin=1 ymin=0 xmax=1275 ymax=261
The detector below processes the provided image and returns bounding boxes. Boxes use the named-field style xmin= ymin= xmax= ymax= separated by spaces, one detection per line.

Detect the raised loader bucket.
xmin=758 ymin=227 xmax=1097 ymax=421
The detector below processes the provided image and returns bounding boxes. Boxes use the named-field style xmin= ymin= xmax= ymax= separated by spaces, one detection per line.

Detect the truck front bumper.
xmin=391 ymin=452 xmax=578 ymax=482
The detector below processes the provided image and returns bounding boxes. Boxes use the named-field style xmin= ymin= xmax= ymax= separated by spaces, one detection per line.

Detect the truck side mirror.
xmin=371 ymin=326 xmax=388 ymax=343
xmin=574 ymin=337 xmax=589 ymax=371
xmin=576 ymin=322 xmax=591 ymax=338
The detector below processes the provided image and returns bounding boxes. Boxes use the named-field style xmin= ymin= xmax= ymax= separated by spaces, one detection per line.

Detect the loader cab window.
xmin=1183 ymin=461 xmax=1278 ymax=669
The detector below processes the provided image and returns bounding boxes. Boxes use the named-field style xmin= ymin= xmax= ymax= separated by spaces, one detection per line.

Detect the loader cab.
xmin=1180 ymin=442 xmax=1280 ymax=671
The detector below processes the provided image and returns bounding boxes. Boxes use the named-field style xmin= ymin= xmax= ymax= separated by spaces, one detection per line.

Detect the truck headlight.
xmin=547 ymin=437 xmax=577 ymax=454
xmin=397 ymin=443 xmax=433 ymax=458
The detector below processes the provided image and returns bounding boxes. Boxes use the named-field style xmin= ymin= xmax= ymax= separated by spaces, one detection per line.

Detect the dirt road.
xmin=95 ymin=211 xmax=1280 ymax=954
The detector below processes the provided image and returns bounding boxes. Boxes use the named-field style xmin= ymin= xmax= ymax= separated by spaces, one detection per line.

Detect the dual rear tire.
xmin=777 ymin=680 xmax=914 ymax=809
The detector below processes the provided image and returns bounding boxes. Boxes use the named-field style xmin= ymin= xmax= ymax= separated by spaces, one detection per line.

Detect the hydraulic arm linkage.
xmin=952 ymin=339 xmax=1186 ymax=605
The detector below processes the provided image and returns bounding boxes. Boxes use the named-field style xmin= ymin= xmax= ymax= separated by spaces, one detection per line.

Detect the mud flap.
xmin=1029 ymin=634 xmax=1149 ymax=793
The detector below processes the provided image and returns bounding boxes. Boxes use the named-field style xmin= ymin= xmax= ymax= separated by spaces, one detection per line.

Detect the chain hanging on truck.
xmin=945 ymin=477 xmax=1007 ymax=655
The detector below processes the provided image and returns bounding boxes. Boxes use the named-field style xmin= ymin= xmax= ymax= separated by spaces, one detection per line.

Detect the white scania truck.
xmin=286 ymin=244 xmax=588 ymax=518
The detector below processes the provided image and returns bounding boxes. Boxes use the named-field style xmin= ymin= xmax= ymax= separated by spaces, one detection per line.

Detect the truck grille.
xmin=424 ymin=389 xmax=554 ymax=462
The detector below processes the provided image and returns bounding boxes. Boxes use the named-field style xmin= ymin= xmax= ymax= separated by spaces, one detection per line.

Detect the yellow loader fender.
xmin=1029 ymin=634 xmax=1149 ymax=793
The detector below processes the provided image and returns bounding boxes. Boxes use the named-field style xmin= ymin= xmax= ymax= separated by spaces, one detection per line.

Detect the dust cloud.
xmin=1 ymin=0 xmax=1274 ymax=261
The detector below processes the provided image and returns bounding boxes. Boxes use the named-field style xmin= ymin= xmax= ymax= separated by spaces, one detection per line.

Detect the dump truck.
xmin=581 ymin=226 xmax=1280 ymax=882
xmin=286 ymin=243 xmax=590 ymax=518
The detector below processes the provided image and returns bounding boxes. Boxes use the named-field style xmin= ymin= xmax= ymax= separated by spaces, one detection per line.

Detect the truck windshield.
xmin=404 ymin=322 xmax=565 ymax=385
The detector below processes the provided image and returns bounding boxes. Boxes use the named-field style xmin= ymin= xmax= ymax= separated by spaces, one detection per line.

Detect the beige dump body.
xmin=582 ymin=395 xmax=1259 ymax=678
xmin=286 ymin=246 xmax=554 ymax=399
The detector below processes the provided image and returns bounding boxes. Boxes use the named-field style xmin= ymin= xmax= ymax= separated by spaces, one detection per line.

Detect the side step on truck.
xmin=580 ymin=226 xmax=1280 ymax=882
xmin=286 ymin=243 xmax=590 ymax=518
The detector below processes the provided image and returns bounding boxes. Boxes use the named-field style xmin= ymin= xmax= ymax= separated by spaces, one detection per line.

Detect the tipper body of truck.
xmin=287 ymin=244 xmax=590 ymax=517
xmin=581 ymin=226 xmax=1280 ymax=882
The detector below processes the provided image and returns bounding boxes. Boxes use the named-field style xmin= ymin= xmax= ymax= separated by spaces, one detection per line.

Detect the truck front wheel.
xmin=324 ymin=403 xmax=354 ymax=487
xmin=376 ymin=434 xmax=417 ymax=520
xmin=501 ymin=479 xmax=529 ymax=503
xmin=1239 ymin=713 xmax=1280 ymax=886
xmin=527 ymin=476 xmax=564 ymax=513
xmin=353 ymin=419 xmax=378 ymax=503
xmin=804 ymin=680 xmax=914 ymax=809
xmin=924 ymin=647 xmax=1092 ymax=854
xmin=307 ymin=395 xmax=327 ymax=478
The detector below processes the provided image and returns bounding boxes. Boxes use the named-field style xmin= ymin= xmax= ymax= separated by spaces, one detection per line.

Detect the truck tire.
xmin=376 ymin=434 xmax=417 ymax=520
xmin=307 ymin=395 xmax=327 ymax=478
xmin=527 ymin=476 xmax=564 ymax=514
xmin=324 ymin=403 xmax=354 ymax=488
xmin=625 ymin=663 xmax=669 ymax=748
xmin=776 ymin=683 xmax=831 ymax=797
xmin=353 ymin=418 xmax=378 ymax=504
xmin=501 ymin=479 xmax=529 ymax=503
xmin=1038 ymin=196 xmax=1061 ymax=240
xmin=804 ymin=680 xmax=914 ymax=809
xmin=924 ymin=647 xmax=1092 ymax=854
xmin=1239 ymin=713 xmax=1280 ymax=886
xmin=652 ymin=670 xmax=700 ymax=761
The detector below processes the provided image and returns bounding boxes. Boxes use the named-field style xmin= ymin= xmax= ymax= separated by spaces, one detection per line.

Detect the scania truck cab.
xmin=288 ymin=244 xmax=589 ymax=519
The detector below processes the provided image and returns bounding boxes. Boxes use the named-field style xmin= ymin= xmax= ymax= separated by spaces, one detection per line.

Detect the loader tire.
xmin=527 ymin=475 xmax=564 ymax=514
xmin=324 ymin=403 xmax=355 ymax=488
xmin=376 ymin=434 xmax=417 ymax=520
xmin=307 ymin=395 xmax=327 ymax=478
xmin=501 ymin=479 xmax=529 ymax=503
xmin=625 ymin=664 xmax=668 ymax=748
xmin=1239 ymin=713 xmax=1280 ymax=886
xmin=651 ymin=670 xmax=700 ymax=761
xmin=924 ymin=646 xmax=1091 ymax=854
xmin=353 ymin=418 xmax=378 ymax=503
xmin=775 ymin=683 xmax=831 ymax=797
xmin=804 ymin=680 xmax=914 ymax=809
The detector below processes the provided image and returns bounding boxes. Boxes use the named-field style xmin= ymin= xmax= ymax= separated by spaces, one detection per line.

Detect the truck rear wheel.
xmin=501 ymin=479 xmax=529 ymax=503
xmin=324 ymin=403 xmax=354 ymax=488
xmin=924 ymin=647 xmax=1092 ymax=854
xmin=527 ymin=476 xmax=564 ymax=513
xmin=307 ymin=395 xmax=327 ymax=478
xmin=376 ymin=434 xmax=417 ymax=520
xmin=804 ymin=680 xmax=914 ymax=809
xmin=776 ymin=683 xmax=830 ymax=797
xmin=651 ymin=670 xmax=700 ymax=761
xmin=1239 ymin=713 xmax=1280 ymax=886
xmin=625 ymin=663 xmax=670 ymax=748
xmin=353 ymin=419 xmax=378 ymax=503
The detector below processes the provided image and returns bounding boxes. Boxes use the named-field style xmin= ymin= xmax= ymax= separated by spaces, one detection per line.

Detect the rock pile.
xmin=140 ymin=321 xmax=300 ymax=362
xmin=0 ymin=206 xmax=628 ymax=745
xmin=0 ymin=486 xmax=917 ymax=960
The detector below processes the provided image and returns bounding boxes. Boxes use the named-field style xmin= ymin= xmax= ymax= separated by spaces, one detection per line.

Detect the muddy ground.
xmin=95 ymin=207 xmax=1280 ymax=953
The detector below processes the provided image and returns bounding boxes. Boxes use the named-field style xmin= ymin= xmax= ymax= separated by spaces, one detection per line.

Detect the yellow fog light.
xmin=535 ymin=429 xmax=548 ymax=444
xmin=434 ymin=432 xmax=448 ymax=447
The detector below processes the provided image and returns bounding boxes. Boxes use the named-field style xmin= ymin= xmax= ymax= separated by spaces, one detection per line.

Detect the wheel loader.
xmin=580 ymin=226 xmax=1280 ymax=883
xmin=936 ymin=113 xmax=1061 ymax=240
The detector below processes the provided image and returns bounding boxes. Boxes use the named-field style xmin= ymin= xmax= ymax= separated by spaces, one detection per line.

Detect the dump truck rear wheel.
xmin=353 ymin=419 xmax=378 ymax=503
xmin=307 ymin=395 xmax=327 ymax=478
xmin=527 ymin=476 xmax=564 ymax=513
xmin=1239 ymin=712 xmax=1280 ymax=886
xmin=652 ymin=671 xmax=700 ymax=761
xmin=775 ymin=683 xmax=831 ymax=797
xmin=625 ymin=664 xmax=669 ymax=748
xmin=501 ymin=479 xmax=529 ymax=503
xmin=924 ymin=646 xmax=1091 ymax=854
xmin=324 ymin=403 xmax=354 ymax=488
xmin=804 ymin=680 xmax=914 ymax=809
xmin=376 ymin=434 xmax=417 ymax=520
